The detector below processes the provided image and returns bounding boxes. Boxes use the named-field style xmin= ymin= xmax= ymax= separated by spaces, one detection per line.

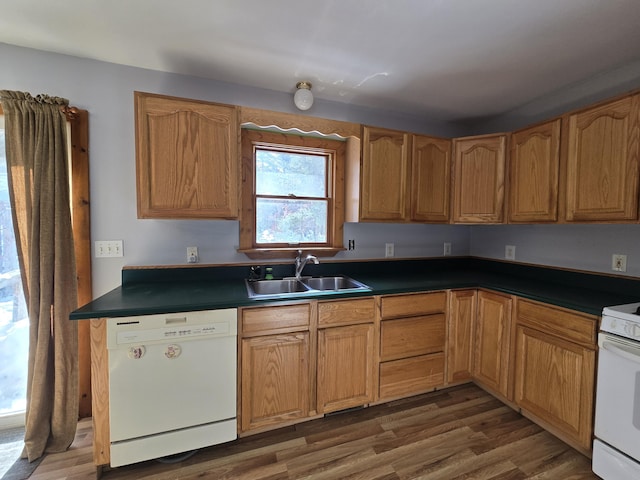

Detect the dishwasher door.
xmin=107 ymin=309 xmax=237 ymax=466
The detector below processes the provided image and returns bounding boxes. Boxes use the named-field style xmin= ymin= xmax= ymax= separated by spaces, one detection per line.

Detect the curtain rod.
xmin=61 ymin=105 xmax=80 ymax=121
xmin=0 ymin=104 xmax=80 ymax=121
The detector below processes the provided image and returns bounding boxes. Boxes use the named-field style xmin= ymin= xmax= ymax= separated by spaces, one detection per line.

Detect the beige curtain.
xmin=0 ymin=90 xmax=79 ymax=462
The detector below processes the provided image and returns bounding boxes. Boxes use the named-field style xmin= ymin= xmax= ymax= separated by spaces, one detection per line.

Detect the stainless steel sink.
xmin=245 ymin=275 xmax=370 ymax=299
xmin=246 ymin=278 xmax=310 ymax=296
xmin=302 ymin=276 xmax=368 ymax=291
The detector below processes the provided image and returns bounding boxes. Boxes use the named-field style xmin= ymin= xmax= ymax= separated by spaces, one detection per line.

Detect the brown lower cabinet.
xmin=240 ymin=332 xmax=310 ymax=432
xmin=513 ymin=298 xmax=598 ymax=455
xmin=316 ymin=298 xmax=376 ymax=414
xmin=378 ymin=291 xmax=447 ymax=400
xmin=238 ymin=289 xmax=598 ymax=457
xmin=239 ymin=303 xmax=312 ymax=433
xmin=240 ymin=298 xmax=377 ymax=433
xmin=472 ymin=290 xmax=514 ymax=402
xmin=447 ymin=289 xmax=477 ymax=384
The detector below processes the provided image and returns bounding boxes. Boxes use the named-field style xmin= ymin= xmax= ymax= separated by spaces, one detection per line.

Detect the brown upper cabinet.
xmin=509 ymin=119 xmax=561 ymax=223
xmin=135 ymin=92 xmax=240 ymax=219
xmin=359 ymin=126 xmax=451 ymax=222
xmin=133 ymin=90 xmax=640 ymax=225
xmin=360 ymin=126 xmax=410 ymax=221
xmin=452 ymin=133 xmax=508 ymax=223
xmin=411 ymin=135 xmax=452 ymax=222
xmin=562 ymin=93 xmax=640 ymax=222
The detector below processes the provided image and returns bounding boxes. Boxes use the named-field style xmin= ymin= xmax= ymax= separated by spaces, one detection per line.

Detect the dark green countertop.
xmin=70 ymin=257 xmax=640 ymax=319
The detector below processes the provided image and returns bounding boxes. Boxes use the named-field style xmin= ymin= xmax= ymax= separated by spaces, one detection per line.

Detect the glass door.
xmin=0 ymin=116 xmax=28 ymax=429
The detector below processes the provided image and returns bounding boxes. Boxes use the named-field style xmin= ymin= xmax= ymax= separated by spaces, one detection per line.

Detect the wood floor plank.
xmin=448 ymin=460 xmax=522 ymax=480
xmin=26 ymin=384 xmax=597 ymax=479
xmin=518 ymin=444 xmax=595 ymax=479
xmin=276 ymin=421 xmax=388 ymax=462
xmin=394 ymin=447 xmax=480 ymax=479
xmin=284 ymin=433 xmax=394 ymax=478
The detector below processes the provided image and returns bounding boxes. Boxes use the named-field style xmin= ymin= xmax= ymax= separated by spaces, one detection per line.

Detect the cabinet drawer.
xmin=318 ymin=298 xmax=375 ymax=327
xmin=380 ymin=314 xmax=445 ymax=361
xmin=241 ymin=304 xmax=310 ymax=335
xmin=516 ymin=299 xmax=597 ymax=347
xmin=379 ymin=353 xmax=445 ymax=399
xmin=380 ymin=291 xmax=446 ymax=319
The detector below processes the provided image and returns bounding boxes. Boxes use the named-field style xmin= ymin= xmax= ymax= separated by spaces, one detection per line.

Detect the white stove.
xmin=593 ymin=302 xmax=640 ymax=479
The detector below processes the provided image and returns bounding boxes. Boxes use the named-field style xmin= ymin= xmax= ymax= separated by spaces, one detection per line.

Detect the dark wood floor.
xmin=29 ymin=384 xmax=598 ymax=479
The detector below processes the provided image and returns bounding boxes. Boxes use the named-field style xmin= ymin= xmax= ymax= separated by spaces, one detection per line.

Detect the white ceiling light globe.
xmin=294 ymin=81 xmax=314 ymax=110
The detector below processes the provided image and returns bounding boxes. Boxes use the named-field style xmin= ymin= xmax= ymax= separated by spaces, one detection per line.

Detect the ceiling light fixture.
xmin=293 ymin=81 xmax=314 ymax=111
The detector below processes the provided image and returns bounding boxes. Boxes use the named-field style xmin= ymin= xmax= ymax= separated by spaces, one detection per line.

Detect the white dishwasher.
xmin=107 ymin=308 xmax=237 ymax=467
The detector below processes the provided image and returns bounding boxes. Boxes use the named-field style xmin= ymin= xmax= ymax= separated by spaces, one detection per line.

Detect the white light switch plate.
xmin=95 ymin=240 xmax=123 ymax=258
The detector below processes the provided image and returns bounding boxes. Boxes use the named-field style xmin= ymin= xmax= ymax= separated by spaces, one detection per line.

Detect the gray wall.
xmin=3 ymin=42 xmax=640 ymax=299
xmin=471 ymin=224 xmax=640 ymax=278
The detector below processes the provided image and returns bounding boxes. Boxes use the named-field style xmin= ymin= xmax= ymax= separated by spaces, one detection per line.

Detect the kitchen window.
xmin=239 ymin=129 xmax=345 ymax=258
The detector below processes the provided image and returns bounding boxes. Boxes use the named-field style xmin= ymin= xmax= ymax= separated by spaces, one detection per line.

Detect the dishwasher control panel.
xmin=116 ymin=323 xmax=229 ymax=345
xmin=106 ymin=308 xmax=237 ymax=348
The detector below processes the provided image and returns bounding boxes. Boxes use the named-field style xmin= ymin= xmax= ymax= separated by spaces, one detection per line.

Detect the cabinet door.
xmin=514 ymin=325 xmax=595 ymax=452
xmin=241 ymin=333 xmax=310 ymax=432
xmin=564 ymin=94 xmax=640 ymax=222
xmin=411 ymin=135 xmax=451 ymax=222
xmin=509 ymin=119 xmax=561 ymax=222
xmin=447 ymin=290 xmax=476 ymax=384
xmin=360 ymin=126 xmax=410 ymax=221
xmin=317 ymin=324 xmax=374 ymax=414
xmin=135 ymin=92 xmax=239 ymax=219
xmin=473 ymin=291 xmax=513 ymax=400
xmin=453 ymin=134 xmax=507 ymax=223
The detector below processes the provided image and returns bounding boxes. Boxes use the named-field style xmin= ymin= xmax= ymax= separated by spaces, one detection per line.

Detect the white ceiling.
xmin=2 ymin=0 xmax=640 ymax=123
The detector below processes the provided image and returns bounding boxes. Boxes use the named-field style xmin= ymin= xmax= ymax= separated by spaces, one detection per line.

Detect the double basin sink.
xmin=245 ymin=275 xmax=371 ymax=299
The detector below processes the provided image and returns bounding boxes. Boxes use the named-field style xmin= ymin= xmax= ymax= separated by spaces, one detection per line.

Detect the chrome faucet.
xmin=295 ymin=249 xmax=319 ymax=279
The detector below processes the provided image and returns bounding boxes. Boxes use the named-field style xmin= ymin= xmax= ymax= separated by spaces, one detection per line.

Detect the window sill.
xmin=237 ymin=247 xmax=344 ymax=260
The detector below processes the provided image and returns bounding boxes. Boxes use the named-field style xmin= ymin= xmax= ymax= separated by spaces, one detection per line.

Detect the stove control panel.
xmin=600 ymin=315 xmax=640 ymax=340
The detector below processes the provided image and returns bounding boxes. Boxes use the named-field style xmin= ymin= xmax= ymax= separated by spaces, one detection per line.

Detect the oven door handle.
xmin=602 ymin=339 xmax=640 ymax=365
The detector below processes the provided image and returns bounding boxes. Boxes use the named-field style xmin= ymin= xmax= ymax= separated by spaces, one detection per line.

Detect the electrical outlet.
xmin=187 ymin=246 xmax=199 ymax=263
xmin=505 ymin=245 xmax=516 ymax=260
xmin=444 ymin=242 xmax=452 ymax=256
xmin=348 ymin=239 xmax=356 ymax=250
xmin=95 ymin=240 xmax=123 ymax=258
xmin=612 ymin=254 xmax=627 ymax=272
xmin=385 ymin=243 xmax=394 ymax=258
